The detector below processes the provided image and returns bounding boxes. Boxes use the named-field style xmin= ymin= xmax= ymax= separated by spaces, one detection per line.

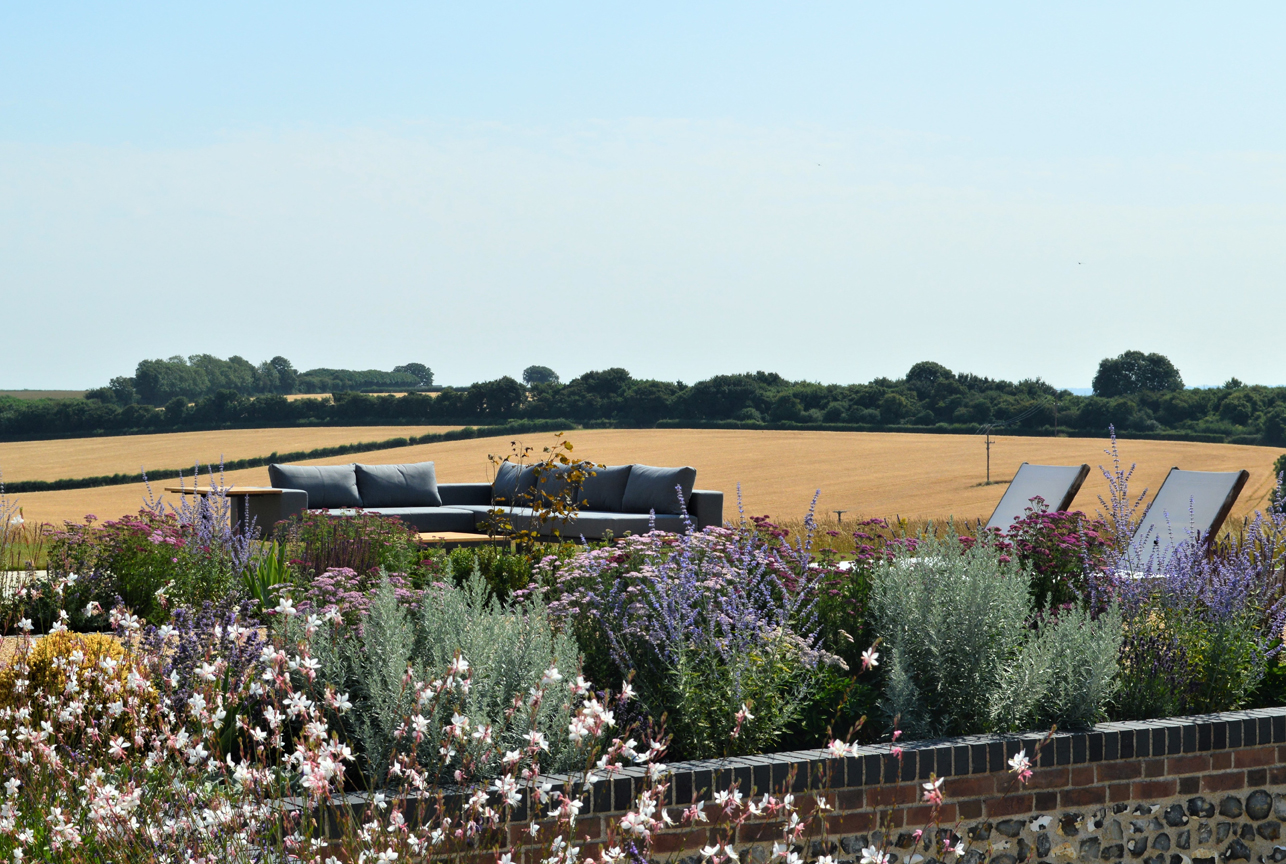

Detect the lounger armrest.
xmin=439 ymin=483 xmax=493 ymax=506
xmin=688 ymin=490 xmax=724 ymax=530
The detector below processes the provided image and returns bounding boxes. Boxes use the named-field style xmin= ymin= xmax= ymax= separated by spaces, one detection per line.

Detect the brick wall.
xmin=504 ymin=707 xmax=1286 ymax=863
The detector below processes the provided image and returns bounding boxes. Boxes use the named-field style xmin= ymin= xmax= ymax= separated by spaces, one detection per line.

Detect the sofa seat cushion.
xmin=621 ymin=465 xmax=697 ymax=515
xmin=355 ymin=462 xmax=442 ymax=507
xmin=325 ymin=507 xmax=477 ymax=533
xmin=270 ymin=463 xmax=362 ymax=509
xmin=549 ymin=510 xmax=688 ymax=538
xmin=444 ymin=504 xmax=536 ymax=534
xmin=577 ymin=464 xmax=633 ymax=512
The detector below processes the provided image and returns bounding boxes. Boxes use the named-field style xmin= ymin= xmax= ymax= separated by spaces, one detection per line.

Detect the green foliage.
xmin=441 ymin=545 xmax=533 ymax=600
xmin=8 ymin=352 xmax=1284 ymax=442
xmin=1092 ymin=350 xmax=1184 ymax=397
xmin=871 ymin=536 xmax=1121 ymax=738
xmin=243 ymin=540 xmax=292 ymax=614
xmin=301 ymin=567 xmax=581 ymax=785
xmin=522 ymin=365 xmax=559 ymax=386
xmin=41 ymin=510 xmax=244 ymax=628
xmin=279 ymin=509 xmax=423 ymax=582
xmin=1115 ymin=604 xmax=1266 ymax=720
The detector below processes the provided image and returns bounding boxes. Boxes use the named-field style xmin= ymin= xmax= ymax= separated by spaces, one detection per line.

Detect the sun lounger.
xmin=984 ymin=463 xmax=1091 ymax=533
xmin=1126 ymin=467 xmax=1249 ymax=566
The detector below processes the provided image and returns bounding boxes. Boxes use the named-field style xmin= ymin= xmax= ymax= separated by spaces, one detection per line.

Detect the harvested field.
xmin=0 ymin=390 xmax=86 ymax=400
xmin=7 ymin=429 xmax=1283 ymax=528
xmin=0 ymin=426 xmax=461 ymax=484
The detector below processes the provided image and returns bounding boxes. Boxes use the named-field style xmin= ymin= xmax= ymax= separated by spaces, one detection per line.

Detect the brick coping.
xmin=530 ymin=706 xmax=1286 ymax=818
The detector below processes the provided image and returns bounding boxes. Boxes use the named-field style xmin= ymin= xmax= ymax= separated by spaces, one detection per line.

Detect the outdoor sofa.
xmin=257 ymin=460 xmax=724 ymax=540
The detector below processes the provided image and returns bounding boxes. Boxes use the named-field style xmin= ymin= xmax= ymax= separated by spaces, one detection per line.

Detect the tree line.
xmin=5 ymin=351 xmax=1286 ymax=447
xmin=85 ymin=355 xmax=434 ymax=406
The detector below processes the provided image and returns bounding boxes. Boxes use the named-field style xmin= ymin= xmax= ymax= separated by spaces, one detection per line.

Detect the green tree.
xmin=393 ymin=363 xmax=434 ymax=387
xmin=521 ymin=365 xmax=559 ymax=386
xmin=1092 ymin=351 xmax=1184 ymax=397
xmin=879 ymin=392 xmax=911 ymax=424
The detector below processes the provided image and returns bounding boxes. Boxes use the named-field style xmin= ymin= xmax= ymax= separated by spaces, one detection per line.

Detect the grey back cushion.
xmin=492 ymin=461 xmax=538 ymax=506
xmin=578 ymin=464 xmax=633 ymax=512
xmin=268 ymin=463 xmax=362 ymax=509
xmin=534 ymin=464 xmax=578 ymax=506
xmin=355 ymin=462 xmax=442 ymax=508
xmin=621 ymin=464 xmax=697 ymax=515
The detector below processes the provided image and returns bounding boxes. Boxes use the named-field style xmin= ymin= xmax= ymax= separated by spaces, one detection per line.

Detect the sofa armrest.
xmin=231 ymin=489 xmax=309 ymax=539
xmin=439 ymin=483 xmax=492 ymax=506
xmin=688 ymin=490 xmax=724 ymax=531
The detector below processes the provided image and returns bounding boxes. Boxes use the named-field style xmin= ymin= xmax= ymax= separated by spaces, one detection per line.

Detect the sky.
xmin=2 ymin=3 xmax=1284 ymax=390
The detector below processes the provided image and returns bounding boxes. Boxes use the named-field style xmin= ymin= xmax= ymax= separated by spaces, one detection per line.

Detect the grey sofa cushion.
xmin=351 ymin=507 xmax=476 ymax=533
xmin=577 ymin=464 xmax=633 ymax=512
xmin=534 ymin=464 xmax=579 ymax=506
xmin=552 ymin=510 xmax=687 ymax=538
xmin=621 ymin=464 xmax=697 ymax=515
xmin=269 ymin=463 xmax=362 ymax=509
xmin=492 ymin=462 xmax=537 ymax=506
xmin=354 ymin=462 xmax=442 ymax=508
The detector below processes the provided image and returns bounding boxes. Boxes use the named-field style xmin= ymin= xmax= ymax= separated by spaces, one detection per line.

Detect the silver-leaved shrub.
xmin=872 ymin=535 xmax=1121 ymax=739
xmin=301 ymin=564 xmax=582 ymax=784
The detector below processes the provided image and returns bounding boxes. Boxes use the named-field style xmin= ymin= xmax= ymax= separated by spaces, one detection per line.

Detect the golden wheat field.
xmin=0 ymin=426 xmax=461 ymax=485
xmin=4 ymin=428 xmax=1282 ymax=528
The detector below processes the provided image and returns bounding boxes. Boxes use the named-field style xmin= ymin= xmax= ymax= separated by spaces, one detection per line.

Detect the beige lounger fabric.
xmin=984 ymin=463 xmax=1091 ymax=533
xmin=1128 ymin=467 xmax=1249 ymax=565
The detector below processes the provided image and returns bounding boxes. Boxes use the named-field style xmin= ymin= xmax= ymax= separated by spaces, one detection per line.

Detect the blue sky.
xmin=3 ymin=4 xmax=1284 ymax=389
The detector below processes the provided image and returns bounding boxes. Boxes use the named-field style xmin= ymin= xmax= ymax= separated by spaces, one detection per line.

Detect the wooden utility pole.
xmin=985 ymin=425 xmax=993 ymax=484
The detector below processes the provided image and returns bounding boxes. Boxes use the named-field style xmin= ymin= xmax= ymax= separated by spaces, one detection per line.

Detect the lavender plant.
xmin=544 ymin=497 xmax=842 ymax=760
xmin=1107 ymin=505 xmax=1286 ymax=717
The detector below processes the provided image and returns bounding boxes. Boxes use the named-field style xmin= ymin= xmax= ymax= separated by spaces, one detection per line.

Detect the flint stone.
xmin=1247 ymin=790 xmax=1273 ymax=820
xmin=1261 ymin=821 xmax=1284 ymax=841
xmin=1059 ymin=813 xmax=1081 ymax=837
xmin=1113 ymin=803 xmax=1130 ymax=814
xmin=988 ymin=855 xmax=1015 ymax=864
xmin=1164 ymin=804 xmax=1188 ymax=827
xmin=1217 ymin=822 xmax=1232 ymax=842
xmin=1176 ymin=829 xmax=1190 ymax=849
xmin=1100 ymin=843 xmax=1125 ymax=859
xmin=1188 ymin=797 xmax=1216 ymax=818
xmin=1198 ymin=821 xmax=1212 ymax=843
xmin=1224 ymin=837 xmax=1252 ymax=861
xmin=840 ymin=836 xmax=870 ymax=854
xmin=995 ymin=820 xmax=1023 ymax=838
xmin=1219 ymin=796 xmax=1243 ymax=818
xmin=1107 ymin=820 xmax=1124 ymax=840
xmin=1126 ymin=835 xmax=1147 ymax=856
xmin=1152 ymin=832 xmax=1170 ymax=852
xmin=1035 ymin=833 xmax=1051 ymax=858
xmin=970 ymin=823 xmax=993 ymax=841
xmin=1078 ymin=838 xmax=1099 ymax=859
